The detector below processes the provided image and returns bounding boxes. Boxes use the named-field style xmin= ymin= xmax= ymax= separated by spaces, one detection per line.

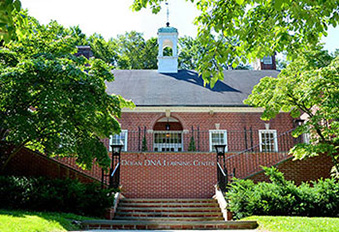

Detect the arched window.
xmin=153 ymin=117 xmax=183 ymax=152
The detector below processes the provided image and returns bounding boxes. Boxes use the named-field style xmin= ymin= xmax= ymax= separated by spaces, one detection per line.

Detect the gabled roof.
xmin=105 ymin=70 xmax=279 ymax=107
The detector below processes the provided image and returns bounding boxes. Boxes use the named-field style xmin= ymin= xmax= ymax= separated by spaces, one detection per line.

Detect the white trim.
xmin=258 ymin=129 xmax=278 ymax=152
xmin=153 ymin=130 xmax=183 ymax=152
xmin=209 ymin=130 xmax=228 ymax=152
xmin=263 ymin=56 xmax=273 ymax=65
xmin=109 ymin=130 xmax=128 ymax=152
xmin=121 ymin=106 xmax=265 ymax=113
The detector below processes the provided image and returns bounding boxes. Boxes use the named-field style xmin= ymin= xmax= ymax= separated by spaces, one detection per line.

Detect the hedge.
xmin=227 ymin=167 xmax=339 ymax=219
xmin=0 ymin=176 xmax=115 ymax=217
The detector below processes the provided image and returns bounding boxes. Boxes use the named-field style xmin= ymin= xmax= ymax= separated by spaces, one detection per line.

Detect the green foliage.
xmin=178 ymin=36 xmax=200 ymax=70
xmin=227 ymin=167 xmax=339 ymax=219
xmin=89 ymin=31 xmax=158 ymax=69
xmin=276 ymin=57 xmax=289 ymax=71
xmin=87 ymin=33 xmax=118 ymax=67
xmin=116 ymin=31 xmax=157 ymax=69
xmin=188 ymin=136 xmax=196 ymax=151
xmin=142 ymin=135 xmax=148 ymax=152
xmin=245 ymin=48 xmax=339 ymax=176
xmin=132 ymin=0 xmax=339 ymax=85
xmin=0 ymin=176 xmax=115 ymax=217
xmin=163 ymin=46 xmax=173 ymax=57
xmin=0 ymin=1 xmax=26 ymax=42
xmin=0 ymin=18 xmax=134 ymax=169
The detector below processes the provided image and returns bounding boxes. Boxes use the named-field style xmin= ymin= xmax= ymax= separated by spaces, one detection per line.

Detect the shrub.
xmin=227 ymin=167 xmax=339 ymax=219
xmin=188 ymin=136 xmax=196 ymax=151
xmin=0 ymin=176 xmax=115 ymax=217
xmin=142 ymin=135 xmax=148 ymax=152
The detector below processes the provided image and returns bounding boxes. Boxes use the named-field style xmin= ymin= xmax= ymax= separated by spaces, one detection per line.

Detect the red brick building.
xmin=97 ymin=25 xmax=332 ymax=198
xmin=4 ymin=25 xmax=333 ymax=199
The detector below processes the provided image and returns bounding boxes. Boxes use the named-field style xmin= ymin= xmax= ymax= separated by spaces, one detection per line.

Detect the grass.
xmin=242 ymin=216 xmax=339 ymax=232
xmin=0 ymin=209 xmax=97 ymax=232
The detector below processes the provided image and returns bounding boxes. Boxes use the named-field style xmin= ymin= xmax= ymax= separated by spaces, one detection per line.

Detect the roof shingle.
xmin=106 ymin=69 xmax=279 ymax=107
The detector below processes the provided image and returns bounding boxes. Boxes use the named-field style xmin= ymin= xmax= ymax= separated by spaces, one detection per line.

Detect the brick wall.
xmin=248 ymin=155 xmax=333 ymax=184
xmin=102 ymin=112 xmax=295 ymax=152
xmin=118 ymin=112 xmax=294 ymax=132
xmin=4 ymin=148 xmax=100 ymax=184
xmin=119 ymin=152 xmax=333 ymax=198
xmin=120 ymin=152 xmax=216 ymax=198
xmin=4 ymin=148 xmax=333 ymax=199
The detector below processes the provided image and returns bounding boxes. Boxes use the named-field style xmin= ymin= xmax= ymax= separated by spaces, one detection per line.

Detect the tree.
xmin=0 ymin=0 xmax=24 ymax=42
xmin=244 ymin=48 xmax=339 ymax=177
xmin=87 ymin=33 xmax=119 ymax=67
xmin=179 ymin=35 xmax=250 ymax=71
xmin=140 ymin=37 xmax=158 ymax=69
xmin=0 ymin=19 xmax=133 ymax=171
xmin=178 ymin=36 xmax=201 ymax=70
xmin=132 ymin=0 xmax=339 ymax=85
xmin=115 ymin=31 xmax=157 ymax=69
xmin=276 ymin=57 xmax=289 ymax=71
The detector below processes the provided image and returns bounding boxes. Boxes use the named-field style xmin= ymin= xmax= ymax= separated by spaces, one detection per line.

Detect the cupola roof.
xmin=158 ymin=26 xmax=178 ymax=33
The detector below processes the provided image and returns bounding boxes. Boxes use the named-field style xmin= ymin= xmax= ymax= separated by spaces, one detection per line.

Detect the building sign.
xmin=121 ymin=159 xmax=215 ymax=167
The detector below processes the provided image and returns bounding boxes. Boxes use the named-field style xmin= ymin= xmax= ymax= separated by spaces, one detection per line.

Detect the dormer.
xmin=253 ymin=55 xmax=277 ymax=70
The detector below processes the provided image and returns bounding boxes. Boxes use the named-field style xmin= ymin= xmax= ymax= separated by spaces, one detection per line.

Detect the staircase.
xmin=81 ymin=198 xmax=258 ymax=230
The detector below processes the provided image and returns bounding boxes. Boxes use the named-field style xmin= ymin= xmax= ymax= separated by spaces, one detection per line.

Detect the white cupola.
xmin=157 ymin=22 xmax=178 ymax=73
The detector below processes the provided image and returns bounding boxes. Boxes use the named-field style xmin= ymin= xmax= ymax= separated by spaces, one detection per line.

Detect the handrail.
xmin=223 ymin=128 xmax=300 ymax=180
xmin=217 ymin=162 xmax=227 ymax=177
xmin=217 ymin=161 xmax=228 ymax=193
xmin=225 ymin=128 xmax=296 ymax=161
xmin=111 ymin=162 xmax=120 ymax=177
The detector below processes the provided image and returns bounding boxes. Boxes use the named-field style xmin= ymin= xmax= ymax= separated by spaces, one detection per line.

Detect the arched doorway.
xmin=153 ymin=117 xmax=183 ymax=152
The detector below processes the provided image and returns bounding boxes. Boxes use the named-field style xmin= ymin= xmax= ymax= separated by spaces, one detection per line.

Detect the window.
xmin=302 ymin=132 xmax=310 ymax=144
xmin=109 ymin=130 xmax=128 ymax=152
xmin=259 ymin=130 xmax=278 ymax=152
xmin=209 ymin=130 xmax=228 ymax=152
xmin=262 ymin=56 xmax=273 ymax=64
xmin=153 ymin=131 xmax=183 ymax=152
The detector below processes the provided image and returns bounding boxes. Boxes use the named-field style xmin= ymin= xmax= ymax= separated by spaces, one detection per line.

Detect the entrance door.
xmin=153 ymin=131 xmax=183 ymax=152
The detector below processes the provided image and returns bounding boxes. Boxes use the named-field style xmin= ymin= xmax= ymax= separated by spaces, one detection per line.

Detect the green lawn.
xmin=243 ymin=216 xmax=339 ymax=232
xmin=0 ymin=209 xmax=97 ymax=232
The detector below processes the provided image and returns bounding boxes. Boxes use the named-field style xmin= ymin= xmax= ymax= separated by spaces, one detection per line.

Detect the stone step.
xmin=119 ymin=202 xmax=219 ymax=208
xmin=81 ymin=219 xmax=259 ymax=230
xmin=115 ymin=211 xmax=223 ymax=218
xmin=114 ymin=216 xmax=224 ymax=221
xmin=120 ymin=198 xmax=216 ymax=204
xmin=117 ymin=207 xmax=220 ymax=213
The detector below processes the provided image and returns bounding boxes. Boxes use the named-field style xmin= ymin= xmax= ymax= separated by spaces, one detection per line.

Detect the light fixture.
xmin=214 ymin=144 xmax=226 ymax=155
xmin=166 ymin=117 xmax=170 ymax=130
xmin=111 ymin=144 xmax=123 ymax=155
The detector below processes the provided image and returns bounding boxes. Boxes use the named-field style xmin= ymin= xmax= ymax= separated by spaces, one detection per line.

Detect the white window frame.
xmin=259 ymin=129 xmax=278 ymax=152
xmin=262 ymin=56 xmax=273 ymax=64
xmin=109 ymin=130 xmax=128 ymax=152
xmin=209 ymin=130 xmax=228 ymax=152
xmin=153 ymin=131 xmax=183 ymax=152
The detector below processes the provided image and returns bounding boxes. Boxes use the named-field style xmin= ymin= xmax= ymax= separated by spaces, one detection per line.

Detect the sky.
xmin=21 ymin=0 xmax=338 ymax=53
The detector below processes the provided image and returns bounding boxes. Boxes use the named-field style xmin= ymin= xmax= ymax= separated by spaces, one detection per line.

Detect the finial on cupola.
xmin=166 ymin=2 xmax=170 ymax=27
